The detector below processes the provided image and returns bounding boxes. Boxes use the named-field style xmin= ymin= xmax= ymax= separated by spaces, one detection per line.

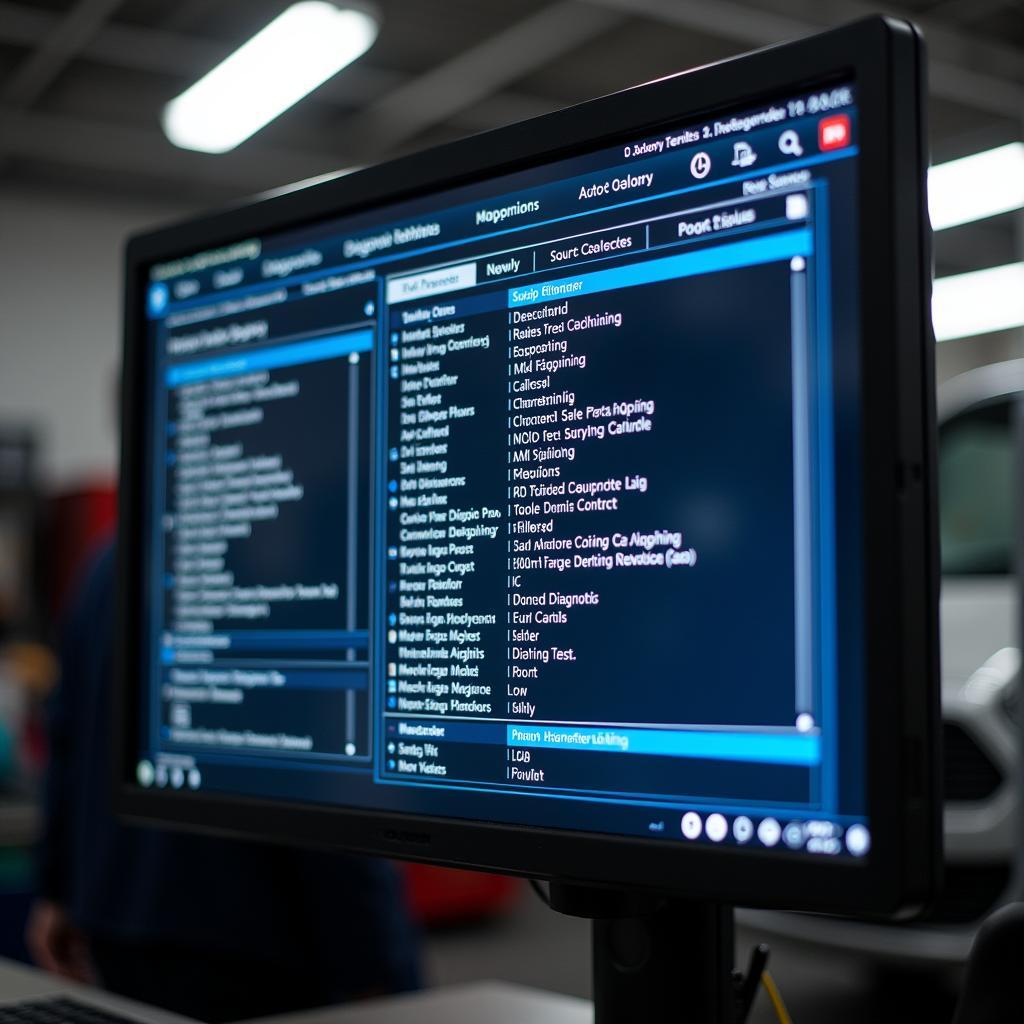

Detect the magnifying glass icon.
xmin=779 ymin=129 xmax=803 ymax=157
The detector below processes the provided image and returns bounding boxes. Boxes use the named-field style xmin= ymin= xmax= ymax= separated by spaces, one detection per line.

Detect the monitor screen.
xmin=134 ymin=80 xmax=871 ymax=862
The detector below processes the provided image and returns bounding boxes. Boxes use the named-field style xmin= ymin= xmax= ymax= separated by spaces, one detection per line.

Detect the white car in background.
xmin=742 ymin=359 xmax=1023 ymax=965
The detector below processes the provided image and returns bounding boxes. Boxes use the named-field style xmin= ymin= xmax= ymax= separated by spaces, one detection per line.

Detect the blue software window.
xmin=140 ymin=85 xmax=867 ymax=858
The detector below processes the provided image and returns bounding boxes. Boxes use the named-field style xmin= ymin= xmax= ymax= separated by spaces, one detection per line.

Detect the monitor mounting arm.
xmin=546 ymin=882 xmax=769 ymax=1024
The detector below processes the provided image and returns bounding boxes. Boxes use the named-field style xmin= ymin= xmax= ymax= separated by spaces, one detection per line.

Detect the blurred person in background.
xmin=25 ymin=541 xmax=421 ymax=1022
xmin=0 ymin=638 xmax=55 ymax=790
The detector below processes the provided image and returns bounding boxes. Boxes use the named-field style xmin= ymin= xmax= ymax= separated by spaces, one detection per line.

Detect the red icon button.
xmin=818 ymin=114 xmax=851 ymax=151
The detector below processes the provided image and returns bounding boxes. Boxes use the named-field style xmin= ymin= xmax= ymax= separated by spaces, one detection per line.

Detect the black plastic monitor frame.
xmin=115 ymin=15 xmax=940 ymax=919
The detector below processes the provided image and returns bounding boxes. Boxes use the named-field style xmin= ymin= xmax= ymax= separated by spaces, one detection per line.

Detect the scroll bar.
xmin=790 ymin=257 xmax=814 ymax=723
xmin=345 ymin=354 xmax=359 ymax=752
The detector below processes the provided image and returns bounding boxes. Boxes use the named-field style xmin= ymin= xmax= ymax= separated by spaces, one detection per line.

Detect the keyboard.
xmin=0 ymin=999 xmax=147 ymax=1024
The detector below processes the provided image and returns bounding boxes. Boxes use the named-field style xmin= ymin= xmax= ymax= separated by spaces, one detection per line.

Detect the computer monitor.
xmin=115 ymin=14 xmax=938 ymax=955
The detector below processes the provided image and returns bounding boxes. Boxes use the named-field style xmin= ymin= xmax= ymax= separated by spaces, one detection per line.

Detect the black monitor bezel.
xmin=115 ymin=15 xmax=939 ymax=916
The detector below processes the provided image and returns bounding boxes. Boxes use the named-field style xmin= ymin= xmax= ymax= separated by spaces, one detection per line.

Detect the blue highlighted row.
xmin=222 ymin=630 xmax=368 ymax=650
xmin=166 ymin=329 xmax=374 ymax=387
xmin=507 ymin=228 xmax=812 ymax=308
xmin=506 ymin=725 xmax=820 ymax=766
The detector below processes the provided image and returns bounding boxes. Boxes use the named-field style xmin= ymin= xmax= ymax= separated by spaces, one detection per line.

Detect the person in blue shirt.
xmin=26 ymin=543 xmax=421 ymax=1022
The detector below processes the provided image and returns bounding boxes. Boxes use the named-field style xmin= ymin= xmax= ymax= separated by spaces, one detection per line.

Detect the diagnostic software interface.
xmin=138 ymin=82 xmax=870 ymax=859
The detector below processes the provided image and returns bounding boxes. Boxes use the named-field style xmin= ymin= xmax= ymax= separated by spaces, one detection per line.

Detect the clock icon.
xmin=690 ymin=151 xmax=712 ymax=179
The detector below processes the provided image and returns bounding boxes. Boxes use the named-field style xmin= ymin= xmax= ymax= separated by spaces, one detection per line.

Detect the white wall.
xmin=0 ymin=187 xmax=184 ymax=489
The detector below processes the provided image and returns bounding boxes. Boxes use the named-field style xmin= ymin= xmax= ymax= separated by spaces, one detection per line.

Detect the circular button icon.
xmin=778 ymin=129 xmax=803 ymax=157
xmin=845 ymin=824 xmax=871 ymax=857
xmin=187 ymin=768 xmax=201 ymax=790
xmin=733 ymin=815 xmax=754 ymax=844
xmin=783 ymin=822 xmax=806 ymax=849
xmin=170 ymin=766 xmax=185 ymax=789
xmin=757 ymin=817 xmax=781 ymax=848
xmin=136 ymin=760 xmax=154 ymax=788
xmin=155 ymin=764 xmax=168 ymax=788
xmin=681 ymin=812 xmax=703 ymax=840
xmin=705 ymin=813 xmax=727 ymax=843
xmin=690 ymin=151 xmax=711 ymax=179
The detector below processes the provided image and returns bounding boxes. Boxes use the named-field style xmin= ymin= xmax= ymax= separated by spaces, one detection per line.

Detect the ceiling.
xmin=1 ymin=0 xmax=1022 ymax=277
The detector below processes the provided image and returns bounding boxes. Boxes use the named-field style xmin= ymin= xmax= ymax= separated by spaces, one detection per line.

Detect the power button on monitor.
xmin=818 ymin=114 xmax=851 ymax=151
xmin=680 ymin=812 xmax=703 ymax=840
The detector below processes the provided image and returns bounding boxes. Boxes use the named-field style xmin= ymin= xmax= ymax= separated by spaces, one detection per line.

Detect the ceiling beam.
xmin=781 ymin=0 xmax=1023 ymax=82
xmin=924 ymin=0 xmax=1019 ymax=27
xmin=2 ymin=0 xmax=123 ymax=108
xmin=588 ymin=0 xmax=810 ymax=47
xmin=0 ymin=1 xmax=558 ymax=138
xmin=0 ymin=106 xmax=346 ymax=196
xmin=584 ymin=0 xmax=1024 ymax=119
xmin=158 ymin=0 xmax=224 ymax=34
xmin=340 ymin=1 xmax=625 ymax=157
xmin=0 ymin=2 xmax=404 ymax=99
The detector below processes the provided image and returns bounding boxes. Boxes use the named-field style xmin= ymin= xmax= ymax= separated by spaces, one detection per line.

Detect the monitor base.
xmin=547 ymin=884 xmax=737 ymax=1024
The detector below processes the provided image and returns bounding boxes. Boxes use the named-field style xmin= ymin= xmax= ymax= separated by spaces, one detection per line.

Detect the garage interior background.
xmin=1 ymin=0 xmax=1022 ymax=489
xmin=0 ymin=2 xmax=1022 ymax=1021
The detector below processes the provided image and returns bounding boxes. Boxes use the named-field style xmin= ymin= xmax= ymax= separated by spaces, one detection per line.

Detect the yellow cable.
xmin=760 ymin=969 xmax=793 ymax=1024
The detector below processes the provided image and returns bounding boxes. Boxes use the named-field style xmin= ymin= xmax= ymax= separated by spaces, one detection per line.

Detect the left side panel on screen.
xmin=139 ymin=260 xmax=379 ymax=793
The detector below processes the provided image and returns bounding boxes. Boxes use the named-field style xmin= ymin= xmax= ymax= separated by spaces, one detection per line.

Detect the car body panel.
xmin=743 ymin=363 xmax=1023 ymax=964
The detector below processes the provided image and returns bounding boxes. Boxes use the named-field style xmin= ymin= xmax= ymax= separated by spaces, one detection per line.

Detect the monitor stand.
xmin=548 ymin=883 xmax=737 ymax=1024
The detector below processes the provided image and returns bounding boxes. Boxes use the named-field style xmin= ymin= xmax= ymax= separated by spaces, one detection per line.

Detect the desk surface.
xmin=0 ymin=958 xmax=590 ymax=1024
xmin=260 ymin=983 xmax=589 ymax=1024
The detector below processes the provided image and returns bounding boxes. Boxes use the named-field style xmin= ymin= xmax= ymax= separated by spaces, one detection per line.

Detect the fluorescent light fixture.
xmin=932 ymin=263 xmax=1024 ymax=342
xmin=929 ymin=142 xmax=1024 ymax=231
xmin=163 ymin=2 xmax=378 ymax=154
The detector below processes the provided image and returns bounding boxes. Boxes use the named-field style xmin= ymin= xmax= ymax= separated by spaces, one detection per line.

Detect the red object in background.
xmin=47 ymin=482 xmax=117 ymax=621
xmin=402 ymin=863 xmax=521 ymax=927
xmin=818 ymin=114 xmax=851 ymax=152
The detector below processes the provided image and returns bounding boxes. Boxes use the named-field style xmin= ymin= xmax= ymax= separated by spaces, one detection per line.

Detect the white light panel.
xmin=163 ymin=2 xmax=378 ymax=154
